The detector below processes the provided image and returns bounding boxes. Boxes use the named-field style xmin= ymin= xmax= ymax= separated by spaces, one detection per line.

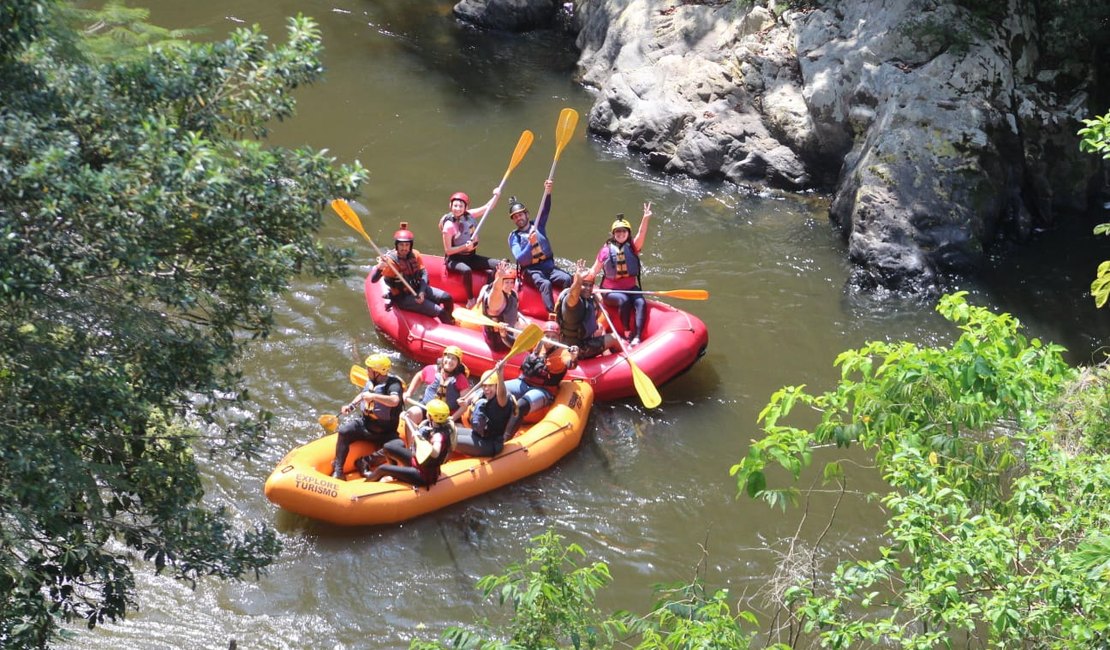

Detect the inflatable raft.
xmin=264 ymin=380 xmax=592 ymax=526
xmin=367 ymin=255 xmax=708 ymax=402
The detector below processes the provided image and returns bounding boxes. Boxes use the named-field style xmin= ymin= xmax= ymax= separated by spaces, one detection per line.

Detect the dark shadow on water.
xmin=367 ymin=2 xmax=580 ymax=110
xmin=970 ymin=209 xmax=1110 ymax=365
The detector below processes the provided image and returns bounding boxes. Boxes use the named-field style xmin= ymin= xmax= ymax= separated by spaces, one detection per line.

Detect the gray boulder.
xmin=453 ymin=0 xmax=560 ymax=32
xmin=457 ymin=0 xmax=1102 ymax=293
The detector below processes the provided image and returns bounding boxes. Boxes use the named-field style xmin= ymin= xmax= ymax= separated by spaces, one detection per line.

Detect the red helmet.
xmin=449 ymin=192 xmax=469 ymax=207
xmin=394 ymin=221 xmax=414 ymax=244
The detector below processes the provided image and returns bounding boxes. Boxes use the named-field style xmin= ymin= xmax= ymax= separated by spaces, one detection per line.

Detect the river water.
xmin=65 ymin=1 xmax=1109 ymax=648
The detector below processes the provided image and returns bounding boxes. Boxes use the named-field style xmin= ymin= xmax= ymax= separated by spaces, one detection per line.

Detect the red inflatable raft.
xmin=366 ymin=255 xmax=708 ymax=402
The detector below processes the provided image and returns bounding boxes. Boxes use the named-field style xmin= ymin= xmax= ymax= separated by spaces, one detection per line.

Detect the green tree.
xmin=412 ymin=530 xmax=765 ymax=650
xmin=0 ymin=1 xmax=365 ymax=647
xmin=1079 ymin=111 xmax=1110 ymax=307
xmin=732 ymin=293 xmax=1110 ymax=647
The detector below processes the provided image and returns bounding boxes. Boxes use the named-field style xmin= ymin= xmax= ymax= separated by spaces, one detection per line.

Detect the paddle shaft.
xmin=452 ymin=307 xmax=571 ymax=350
xmin=595 ymin=288 xmax=709 ymax=300
xmin=531 ymin=108 xmax=578 ymax=236
xmin=473 ymin=130 xmax=534 ymax=239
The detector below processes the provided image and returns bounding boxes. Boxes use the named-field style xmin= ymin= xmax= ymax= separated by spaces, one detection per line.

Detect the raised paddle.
xmin=472 ymin=130 xmax=535 ymax=239
xmin=330 ymin=198 xmax=418 ymax=296
xmin=529 ymin=108 xmax=579 ymax=233
xmin=457 ymin=322 xmax=545 ymax=402
xmin=547 ymin=108 xmax=578 ymax=182
xmin=598 ymin=305 xmax=662 ymax=409
xmin=451 ymin=307 xmax=571 ymax=350
xmin=594 ymin=288 xmax=709 ymax=301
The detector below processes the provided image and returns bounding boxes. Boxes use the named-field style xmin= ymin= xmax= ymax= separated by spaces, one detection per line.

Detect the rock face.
xmin=453 ymin=0 xmax=561 ymax=31
xmin=455 ymin=0 xmax=1103 ymax=293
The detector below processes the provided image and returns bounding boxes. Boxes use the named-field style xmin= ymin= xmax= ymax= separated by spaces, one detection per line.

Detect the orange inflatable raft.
xmin=264 ymin=380 xmax=593 ymax=526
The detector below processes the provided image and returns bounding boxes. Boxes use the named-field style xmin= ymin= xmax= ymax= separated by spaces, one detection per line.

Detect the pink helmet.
xmin=449 ymin=191 xmax=470 ymax=207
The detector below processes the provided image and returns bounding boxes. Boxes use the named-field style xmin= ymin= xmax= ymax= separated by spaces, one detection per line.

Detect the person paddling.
xmin=503 ymin=340 xmax=578 ymax=439
xmin=333 ymin=353 xmax=404 ymax=479
xmin=455 ymin=366 xmax=515 ymax=457
xmin=363 ymin=399 xmax=456 ymax=488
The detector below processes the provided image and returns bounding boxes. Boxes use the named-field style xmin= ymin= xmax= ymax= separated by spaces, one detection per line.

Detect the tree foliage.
xmin=411 ymin=530 xmax=763 ymax=650
xmin=732 ymin=292 xmax=1110 ymax=647
xmin=0 ymin=1 xmax=365 ymax=647
xmin=1080 ymin=110 xmax=1110 ymax=307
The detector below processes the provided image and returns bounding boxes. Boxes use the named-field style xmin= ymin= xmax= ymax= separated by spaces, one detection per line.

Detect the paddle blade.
xmin=508 ymin=323 xmax=545 ymax=358
xmin=506 ymin=130 xmax=534 ymax=178
xmin=413 ymin=436 xmax=434 ymax=464
xmin=553 ymin=108 xmax=579 ymax=159
xmin=330 ymin=198 xmax=373 ymax=244
xmin=452 ymin=306 xmax=498 ymax=328
xmin=349 ymin=364 xmax=368 ymax=387
xmin=629 ymin=358 xmax=662 ymax=409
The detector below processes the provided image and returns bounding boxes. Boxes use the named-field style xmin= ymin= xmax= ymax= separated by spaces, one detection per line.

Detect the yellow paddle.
xmin=349 ymin=364 xmax=369 ymax=387
xmin=547 ymin=108 xmax=579 ymax=181
xmin=329 ymin=198 xmax=418 ymax=296
xmin=451 ymin=307 xmax=570 ymax=349
xmin=457 ymin=322 xmax=545 ymax=402
xmin=473 ymin=130 xmax=535 ymax=238
xmin=598 ymin=306 xmax=661 ymax=408
xmin=401 ymin=413 xmax=435 ymax=464
xmin=595 ymin=288 xmax=709 ymax=300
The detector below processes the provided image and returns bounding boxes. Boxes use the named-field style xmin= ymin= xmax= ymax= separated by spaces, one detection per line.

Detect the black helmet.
xmin=507 ymin=196 xmax=527 ymax=216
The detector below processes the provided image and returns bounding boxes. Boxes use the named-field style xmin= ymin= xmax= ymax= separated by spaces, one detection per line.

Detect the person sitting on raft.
xmin=454 ymin=365 xmax=515 ymax=457
xmin=333 ymin=353 xmax=404 ymax=480
xmin=402 ymin=345 xmax=470 ymax=425
xmin=555 ymin=260 xmax=621 ymax=360
xmin=506 ymin=179 xmax=572 ymax=316
xmin=476 ymin=260 xmax=529 ymax=353
xmin=440 ymin=190 xmax=500 ymax=308
xmin=362 ymin=399 xmax=456 ymax=488
xmin=503 ymin=340 xmax=578 ymax=439
xmin=588 ymin=203 xmax=652 ymax=346
xmin=372 ymin=222 xmax=456 ymax=325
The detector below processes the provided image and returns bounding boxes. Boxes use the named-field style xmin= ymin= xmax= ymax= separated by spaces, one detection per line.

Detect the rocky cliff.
xmin=454 ymin=0 xmax=1104 ymax=293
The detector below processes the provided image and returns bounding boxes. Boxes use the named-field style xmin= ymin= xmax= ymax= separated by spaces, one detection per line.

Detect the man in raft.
xmin=555 ymin=260 xmax=621 ymax=360
xmin=503 ymin=338 xmax=578 ymax=439
xmin=373 ymin=222 xmax=456 ymax=325
xmin=506 ymin=179 xmax=572 ymax=317
xmin=333 ymin=353 xmax=404 ymax=480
